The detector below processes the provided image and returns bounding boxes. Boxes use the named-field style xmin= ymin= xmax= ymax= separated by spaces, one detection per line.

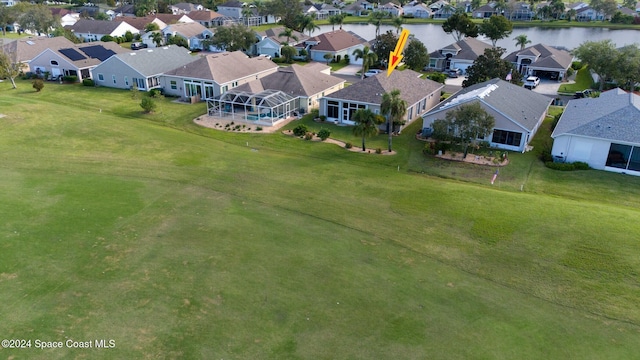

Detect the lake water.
xmin=318 ymin=24 xmax=640 ymax=54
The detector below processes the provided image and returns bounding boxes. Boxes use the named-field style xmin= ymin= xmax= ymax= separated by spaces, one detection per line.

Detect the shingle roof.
xmin=219 ymin=0 xmax=243 ymax=8
xmin=259 ymin=27 xmax=309 ymax=44
xmin=187 ymin=10 xmax=224 ymax=21
xmin=302 ymin=30 xmax=368 ymax=52
xmin=430 ymin=37 xmax=492 ymax=61
xmin=53 ymin=41 xmax=129 ymax=67
xmin=504 ymin=43 xmax=573 ymax=71
xmin=552 ymin=89 xmax=640 ymax=143
xmin=426 ymin=78 xmax=552 ymax=131
xmin=172 ymin=2 xmax=200 ymax=11
xmin=163 ymin=51 xmax=278 ymax=84
xmin=234 ymin=63 xmax=344 ymax=97
xmin=324 ymin=69 xmax=443 ymax=106
xmin=164 ymin=22 xmax=209 ymax=38
xmin=2 ymin=36 xmax=75 ymax=63
xmin=121 ymin=16 xmax=161 ymax=31
xmin=113 ymin=45 xmax=196 ymax=76
xmin=154 ymin=13 xmax=189 ymax=24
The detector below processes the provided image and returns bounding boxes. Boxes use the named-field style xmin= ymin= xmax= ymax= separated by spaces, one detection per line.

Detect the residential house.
xmin=305 ymin=3 xmax=341 ymax=20
xmin=113 ymin=4 xmax=136 ymax=17
xmin=551 ymin=89 xmax=640 ymax=175
xmin=576 ymin=6 xmax=606 ymax=21
xmin=91 ymin=45 xmax=195 ymax=91
xmin=253 ymin=26 xmax=309 ymax=58
xmin=74 ymin=5 xmax=103 ymax=19
xmin=187 ymin=10 xmax=229 ymax=27
xmin=51 ymin=8 xmax=80 ymax=27
xmin=379 ymin=2 xmax=403 ymax=16
xmin=68 ymin=19 xmax=139 ymax=42
xmin=505 ymin=2 xmax=535 ymax=21
xmin=29 ymin=41 xmax=130 ymax=81
xmin=402 ymin=2 xmax=433 ymax=18
xmin=233 ymin=63 xmax=345 ymax=112
xmin=430 ymin=0 xmax=456 ymax=18
xmin=1 ymin=36 xmax=75 ymax=72
xmin=154 ymin=13 xmax=195 ymax=24
xmin=503 ymin=43 xmax=573 ymax=81
xmin=120 ymin=16 xmax=169 ymax=32
xmin=161 ymin=22 xmax=214 ymax=50
xmin=297 ymin=29 xmax=368 ymax=65
xmin=426 ymin=37 xmax=492 ymax=73
xmin=343 ymin=0 xmax=374 ymax=16
xmin=216 ymin=0 xmax=264 ymax=25
xmin=319 ymin=69 xmax=444 ymax=129
xmin=216 ymin=0 xmax=245 ymax=18
xmin=473 ymin=3 xmax=498 ymax=18
xmin=422 ymin=78 xmax=552 ymax=152
xmin=161 ymin=50 xmax=279 ymax=100
xmin=1 ymin=0 xmax=16 ymax=6
xmin=169 ymin=2 xmax=204 ymax=15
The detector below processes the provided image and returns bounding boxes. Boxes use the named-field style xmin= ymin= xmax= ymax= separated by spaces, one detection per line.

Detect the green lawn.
xmin=559 ymin=66 xmax=594 ymax=93
xmin=1 ymin=80 xmax=640 ymax=359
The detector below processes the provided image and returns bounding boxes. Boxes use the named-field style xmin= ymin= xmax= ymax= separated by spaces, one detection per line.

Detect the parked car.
xmin=447 ymin=68 xmax=462 ymax=78
xmin=364 ymin=69 xmax=383 ymax=78
xmin=258 ymin=54 xmax=272 ymax=59
xmin=574 ymin=89 xmax=594 ymax=98
xmin=523 ymin=76 xmax=540 ymax=89
xmin=131 ymin=42 xmax=147 ymax=50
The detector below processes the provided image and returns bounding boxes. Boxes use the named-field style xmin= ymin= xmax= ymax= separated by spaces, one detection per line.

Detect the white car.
xmin=364 ymin=69 xmax=383 ymax=78
xmin=524 ymin=76 xmax=540 ymax=89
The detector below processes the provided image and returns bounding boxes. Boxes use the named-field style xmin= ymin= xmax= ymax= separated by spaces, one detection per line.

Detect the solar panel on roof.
xmin=59 ymin=48 xmax=87 ymax=61
xmin=80 ymin=45 xmax=116 ymax=61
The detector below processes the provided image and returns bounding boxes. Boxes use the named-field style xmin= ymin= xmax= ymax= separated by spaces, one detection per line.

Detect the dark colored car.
xmin=131 ymin=42 xmax=147 ymax=50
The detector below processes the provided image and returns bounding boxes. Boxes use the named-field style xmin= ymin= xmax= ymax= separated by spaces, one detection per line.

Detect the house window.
xmin=204 ymin=84 xmax=215 ymax=99
xmin=170 ymin=80 xmax=177 ymax=90
xmin=221 ymin=85 xmax=228 ymax=94
xmin=124 ymin=76 xmax=129 ymax=86
xmin=491 ymin=129 xmax=522 ymax=147
xmin=184 ymin=80 xmax=202 ymax=98
xmin=50 ymin=60 xmax=58 ymax=66
xmin=98 ymin=74 xmax=104 ymax=81
xmin=112 ymin=75 xmax=116 ymax=84
xmin=606 ymin=143 xmax=637 ymax=170
xmin=327 ymin=100 xmax=339 ymax=119
xmin=133 ymin=78 xmax=145 ymax=89
xmin=343 ymin=102 xmax=366 ymax=121
xmin=232 ymin=81 xmax=238 ymax=87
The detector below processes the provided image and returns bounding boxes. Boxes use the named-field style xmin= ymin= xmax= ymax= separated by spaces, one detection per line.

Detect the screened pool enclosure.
xmin=207 ymin=89 xmax=300 ymax=125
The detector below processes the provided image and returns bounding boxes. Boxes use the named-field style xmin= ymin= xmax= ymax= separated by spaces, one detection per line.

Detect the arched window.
xmin=50 ymin=60 xmax=58 ymax=66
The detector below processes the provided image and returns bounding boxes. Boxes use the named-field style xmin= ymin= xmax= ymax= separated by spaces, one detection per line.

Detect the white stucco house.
xmin=296 ymin=30 xmax=368 ymax=65
xmin=551 ymin=89 xmax=640 ymax=175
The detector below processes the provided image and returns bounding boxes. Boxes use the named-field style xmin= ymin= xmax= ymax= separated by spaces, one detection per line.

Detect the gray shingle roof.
xmin=163 ymin=51 xmax=278 ymax=84
xmin=504 ymin=43 xmax=573 ymax=71
xmin=259 ymin=27 xmax=309 ymax=44
xmin=234 ymin=63 xmax=344 ymax=97
xmin=552 ymin=89 xmax=640 ymax=143
xmin=323 ymin=69 xmax=444 ymax=106
xmin=426 ymin=78 xmax=552 ymax=131
xmin=429 ymin=37 xmax=492 ymax=61
xmin=70 ymin=19 xmax=125 ymax=34
xmin=114 ymin=45 xmax=196 ymax=76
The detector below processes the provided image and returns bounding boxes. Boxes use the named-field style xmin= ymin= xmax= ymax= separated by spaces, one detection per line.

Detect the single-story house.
xmin=319 ymin=69 xmax=444 ymax=130
xmin=113 ymin=4 xmax=136 ymax=17
xmin=402 ymin=3 xmax=433 ymax=18
xmin=29 ymin=41 xmax=129 ymax=81
xmin=426 ymin=37 xmax=492 ymax=73
xmin=120 ymin=16 xmax=169 ymax=32
xmin=161 ymin=22 xmax=214 ymax=50
xmin=503 ymin=43 xmax=573 ymax=81
xmin=170 ymin=2 xmax=204 ymax=15
xmin=1 ymin=36 xmax=75 ymax=72
xmin=253 ymin=27 xmax=309 ymax=58
xmin=91 ymin=45 xmax=196 ymax=91
xmin=551 ymin=89 xmax=640 ymax=175
xmin=232 ymin=63 xmax=345 ymax=112
xmin=161 ymin=50 xmax=279 ymax=100
xmin=422 ymin=78 xmax=553 ymax=152
xmin=154 ymin=13 xmax=195 ymax=24
xmin=51 ymin=8 xmax=80 ymax=27
xmin=472 ymin=3 xmax=498 ymax=18
xmin=187 ymin=10 xmax=229 ymax=27
xmin=505 ymin=2 xmax=535 ymax=21
xmin=68 ymin=19 xmax=140 ymax=42
xmin=296 ymin=29 xmax=368 ymax=65
xmin=343 ymin=0 xmax=374 ymax=16
xmin=379 ymin=2 xmax=403 ymax=16
xmin=576 ymin=6 xmax=607 ymax=21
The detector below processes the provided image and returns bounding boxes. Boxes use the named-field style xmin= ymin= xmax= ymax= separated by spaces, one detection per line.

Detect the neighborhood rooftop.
xmin=234 ymin=63 xmax=344 ymax=97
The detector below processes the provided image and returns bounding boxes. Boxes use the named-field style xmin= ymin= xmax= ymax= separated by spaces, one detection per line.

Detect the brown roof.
xmin=430 ymin=37 xmax=492 ymax=61
xmin=163 ymin=51 xmax=278 ymax=84
xmin=235 ymin=63 xmax=344 ymax=97
xmin=2 ymin=36 xmax=75 ymax=63
xmin=324 ymin=69 xmax=444 ymax=106
xmin=504 ymin=43 xmax=573 ymax=71
xmin=154 ymin=13 xmax=187 ymax=24
xmin=185 ymin=10 xmax=224 ymax=21
xmin=302 ymin=30 xmax=367 ymax=52
xmin=121 ymin=16 xmax=161 ymax=31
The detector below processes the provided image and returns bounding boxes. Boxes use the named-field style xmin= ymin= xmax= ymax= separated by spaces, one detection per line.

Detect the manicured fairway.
xmin=1 ymin=80 xmax=639 ymax=359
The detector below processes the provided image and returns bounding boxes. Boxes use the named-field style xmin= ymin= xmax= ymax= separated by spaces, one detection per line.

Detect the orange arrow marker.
xmin=387 ymin=29 xmax=410 ymax=77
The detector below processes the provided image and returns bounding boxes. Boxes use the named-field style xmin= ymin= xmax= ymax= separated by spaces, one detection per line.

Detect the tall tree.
xmin=152 ymin=32 xmax=164 ymax=47
xmin=479 ymin=15 xmax=513 ymax=47
xmin=0 ymin=3 xmax=16 ymax=37
xmin=623 ymin=0 xmax=636 ymax=9
xmin=0 ymin=46 xmax=23 ymax=89
xmin=549 ymin=0 xmax=565 ymax=19
xmin=381 ymin=89 xmax=407 ymax=152
xmin=267 ymin=0 xmax=303 ymax=29
xmin=278 ymin=27 xmax=298 ymax=44
xmin=328 ymin=14 xmax=344 ymax=31
xmin=391 ymin=16 xmax=404 ymax=35
xmin=281 ymin=45 xmax=297 ymax=63
xmin=353 ymin=45 xmax=378 ymax=79
xmin=463 ymin=47 xmax=522 ymax=87
xmin=513 ymin=34 xmax=531 ymax=50
xmin=600 ymin=0 xmax=618 ymax=19
xmin=442 ymin=13 xmax=478 ymax=41
xmin=444 ymin=102 xmax=495 ymax=158
xmin=242 ymin=6 xmax=254 ymax=26
xmin=368 ymin=11 xmax=388 ymax=38
xmin=372 ymin=30 xmax=398 ymax=67
xmin=613 ymin=45 xmax=640 ymax=91
xmin=15 ymin=3 xmax=55 ymax=35
xmin=206 ymin=23 xmax=256 ymax=52
xmin=403 ymin=39 xmax=429 ymax=71
xmin=352 ymin=109 xmax=382 ymax=151
xmin=573 ymin=40 xmax=618 ymax=90
xmin=300 ymin=15 xmax=319 ymax=36
xmin=566 ymin=8 xmax=577 ymax=21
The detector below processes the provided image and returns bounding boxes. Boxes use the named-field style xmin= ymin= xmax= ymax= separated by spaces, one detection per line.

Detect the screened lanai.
xmin=207 ymin=89 xmax=300 ymax=125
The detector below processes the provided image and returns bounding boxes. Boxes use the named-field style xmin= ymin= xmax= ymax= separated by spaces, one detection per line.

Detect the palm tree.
xmin=513 ymin=34 xmax=531 ymax=50
xmin=392 ymin=16 xmax=405 ymax=35
xmin=242 ymin=6 xmax=254 ymax=26
xmin=329 ymin=14 xmax=340 ymax=31
xmin=151 ymin=31 xmax=164 ymax=47
xmin=278 ymin=27 xmax=298 ymax=44
xmin=380 ymin=89 xmax=407 ymax=152
xmin=368 ymin=11 xmax=388 ymax=38
xmin=302 ymin=15 xmax=320 ymax=37
xmin=352 ymin=46 xmax=378 ymax=80
xmin=567 ymin=8 xmax=577 ymax=21
xmin=352 ymin=109 xmax=382 ymax=151
xmin=323 ymin=53 xmax=333 ymax=65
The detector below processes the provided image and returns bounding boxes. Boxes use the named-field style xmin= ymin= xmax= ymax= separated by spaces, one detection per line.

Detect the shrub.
xmin=345 ymin=142 xmax=353 ymax=149
xmin=304 ymin=132 xmax=314 ymax=140
xmin=423 ymin=142 xmax=436 ymax=155
xmin=256 ymin=126 xmax=263 ymax=131
xmin=318 ymin=128 xmax=331 ymax=141
xmin=319 ymin=115 xmax=327 ymax=122
xmin=336 ymin=54 xmax=341 ymax=63
xmin=571 ymin=61 xmax=582 ymax=70
xmin=149 ymin=88 xmax=162 ymax=98
xmin=343 ymin=54 xmax=350 ymax=64
xmin=375 ymin=148 xmax=382 ymax=154
xmin=62 ymin=75 xmax=77 ymax=83
xmin=310 ymin=108 xmax=320 ymax=119
xmin=293 ymin=124 xmax=308 ymax=137
xmin=32 ymin=79 xmax=44 ymax=92
xmin=544 ymin=161 xmax=591 ymax=171
xmin=140 ymin=97 xmax=157 ymax=113
xmin=82 ymin=78 xmax=94 ymax=87
xmin=101 ymin=35 xmax=114 ymax=42
xmin=428 ymin=72 xmax=447 ymax=84
xmin=566 ymin=67 xmax=574 ymax=77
